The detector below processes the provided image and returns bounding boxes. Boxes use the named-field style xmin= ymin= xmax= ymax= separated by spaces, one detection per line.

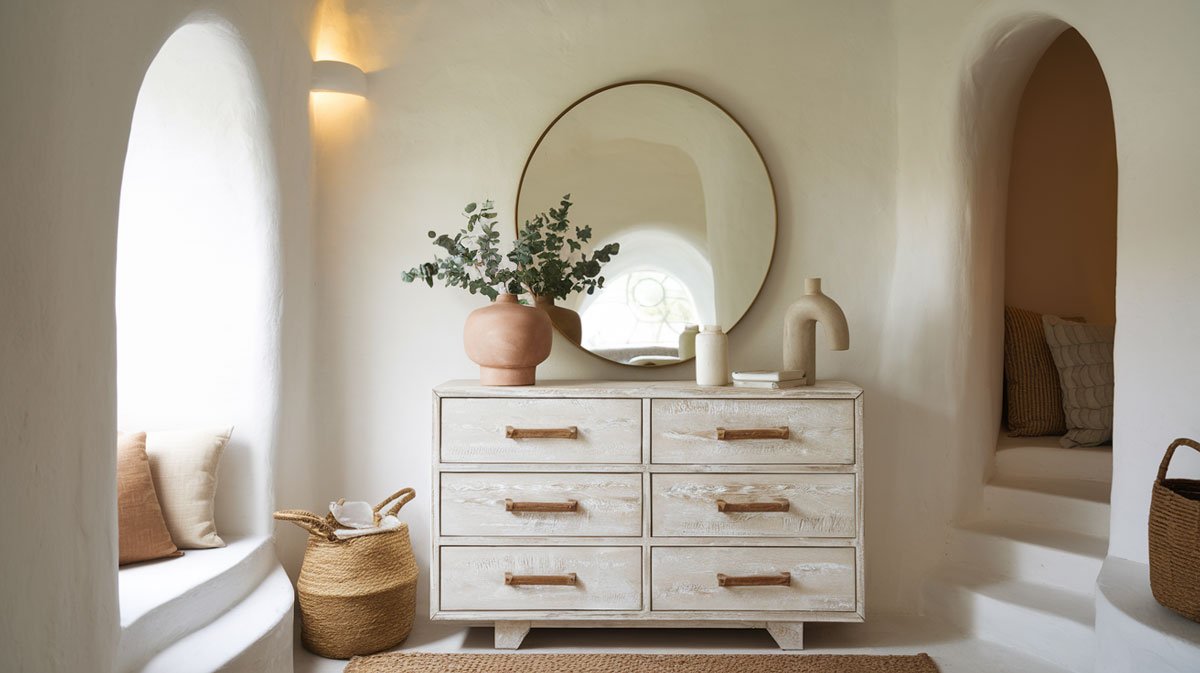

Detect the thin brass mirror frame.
xmin=514 ymin=80 xmax=779 ymax=367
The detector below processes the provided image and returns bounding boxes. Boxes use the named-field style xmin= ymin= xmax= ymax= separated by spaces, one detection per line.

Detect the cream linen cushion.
xmin=117 ymin=432 xmax=182 ymax=565
xmin=1042 ymin=316 xmax=1114 ymax=448
xmin=145 ymin=427 xmax=232 ymax=548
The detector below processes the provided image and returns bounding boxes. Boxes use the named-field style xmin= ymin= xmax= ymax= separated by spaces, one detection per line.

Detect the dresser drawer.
xmin=440 ymin=398 xmax=641 ymax=463
xmin=650 ymin=399 xmax=854 ymax=464
xmin=440 ymin=546 xmax=642 ymax=611
xmin=651 ymin=546 xmax=856 ymax=611
xmin=651 ymin=473 xmax=855 ymax=538
xmin=441 ymin=472 xmax=642 ymax=537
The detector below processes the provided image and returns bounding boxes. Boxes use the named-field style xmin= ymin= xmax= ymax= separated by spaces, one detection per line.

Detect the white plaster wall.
xmin=308 ymin=0 xmax=898 ymax=617
xmin=886 ymin=4 xmax=1199 ymax=624
xmin=891 ymin=0 xmax=1200 ymax=572
xmin=0 ymin=1 xmax=318 ymax=670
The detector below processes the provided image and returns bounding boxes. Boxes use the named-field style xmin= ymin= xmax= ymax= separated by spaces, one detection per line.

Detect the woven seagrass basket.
xmin=275 ymin=488 xmax=419 ymax=658
xmin=1148 ymin=438 xmax=1200 ymax=622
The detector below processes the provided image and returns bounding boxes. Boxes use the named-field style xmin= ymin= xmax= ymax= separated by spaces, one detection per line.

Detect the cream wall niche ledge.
xmin=430 ymin=379 xmax=865 ymax=650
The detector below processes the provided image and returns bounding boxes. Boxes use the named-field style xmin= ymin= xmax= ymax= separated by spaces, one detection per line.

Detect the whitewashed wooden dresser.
xmin=431 ymin=380 xmax=864 ymax=649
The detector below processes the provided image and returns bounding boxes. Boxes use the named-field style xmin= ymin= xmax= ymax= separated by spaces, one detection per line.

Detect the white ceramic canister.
xmin=695 ymin=325 xmax=730 ymax=386
xmin=677 ymin=324 xmax=699 ymax=361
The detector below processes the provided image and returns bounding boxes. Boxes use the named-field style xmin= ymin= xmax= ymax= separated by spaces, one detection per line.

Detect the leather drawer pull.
xmin=715 ymin=426 xmax=790 ymax=440
xmin=717 ymin=572 xmax=792 ymax=587
xmin=716 ymin=498 xmax=790 ymax=513
xmin=505 ymin=572 xmax=578 ymax=586
xmin=506 ymin=425 xmax=579 ymax=439
xmin=505 ymin=499 xmax=579 ymax=513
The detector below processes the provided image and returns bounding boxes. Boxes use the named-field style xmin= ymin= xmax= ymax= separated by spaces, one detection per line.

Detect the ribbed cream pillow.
xmin=1041 ymin=316 xmax=1114 ymax=448
xmin=145 ymin=427 xmax=232 ymax=548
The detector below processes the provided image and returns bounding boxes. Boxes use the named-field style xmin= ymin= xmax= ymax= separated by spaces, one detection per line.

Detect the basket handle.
xmin=375 ymin=488 xmax=417 ymax=517
xmin=273 ymin=509 xmax=338 ymax=541
xmin=1157 ymin=438 xmax=1200 ymax=483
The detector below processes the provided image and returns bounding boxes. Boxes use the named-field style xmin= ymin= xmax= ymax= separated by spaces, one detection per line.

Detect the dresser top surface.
xmin=435 ymin=379 xmax=863 ymax=399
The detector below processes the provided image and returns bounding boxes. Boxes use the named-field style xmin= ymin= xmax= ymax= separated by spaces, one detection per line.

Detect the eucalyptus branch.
xmin=402 ymin=196 xmax=619 ymax=303
xmin=509 ymin=195 xmax=620 ymax=301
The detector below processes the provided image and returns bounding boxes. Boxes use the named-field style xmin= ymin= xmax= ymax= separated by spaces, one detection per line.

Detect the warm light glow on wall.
xmin=313 ymin=0 xmax=361 ymax=64
xmin=310 ymin=0 xmax=370 ymax=131
xmin=310 ymin=88 xmax=368 ymax=144
xmin=310 ymin=90 xmax=365 ymax=115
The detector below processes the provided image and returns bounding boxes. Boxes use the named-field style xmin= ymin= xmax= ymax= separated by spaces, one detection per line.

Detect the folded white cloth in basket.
xmin=333 ymin=514 xmax=402 ymax=539
xmin=329 ymin=500 xmax=376 ymax=529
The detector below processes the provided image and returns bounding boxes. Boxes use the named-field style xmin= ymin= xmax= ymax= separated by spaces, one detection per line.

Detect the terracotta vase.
xmin=533 ymin=295 xmax=583 ymax=345
xmin=463 ymin=293 xmax=553 ymax=385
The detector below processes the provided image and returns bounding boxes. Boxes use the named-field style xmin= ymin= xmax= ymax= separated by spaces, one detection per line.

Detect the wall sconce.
xmin=311 ymin=60 xmax=367 ymax=97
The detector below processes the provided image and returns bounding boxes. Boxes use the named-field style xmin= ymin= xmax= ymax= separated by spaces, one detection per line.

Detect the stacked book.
xmin=731 ymin=370 xmax=808 ymax=389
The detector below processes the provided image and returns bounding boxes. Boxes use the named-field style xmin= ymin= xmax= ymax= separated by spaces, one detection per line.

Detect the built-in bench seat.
xmin=994 ymin=431 xmax=1112 ymax=483
xmin=118 ymin=535 xmax=293 ymax=673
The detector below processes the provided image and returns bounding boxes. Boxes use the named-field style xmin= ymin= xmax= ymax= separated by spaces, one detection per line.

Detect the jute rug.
xmin=344 ymin=653 xmax=939 ymax=673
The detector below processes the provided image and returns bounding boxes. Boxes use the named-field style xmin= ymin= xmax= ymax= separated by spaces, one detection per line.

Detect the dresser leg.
xmin=766 ymin=622 xmax=804 ymax=650
xmin=494 ymin=621 xmax=531 ymax=649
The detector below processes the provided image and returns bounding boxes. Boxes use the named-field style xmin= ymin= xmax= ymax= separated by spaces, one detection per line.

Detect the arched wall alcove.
xmin=952 ymin=13 xmax=1116 ymax=515
xmin=116 ymin=17 xmax=281 ymax=539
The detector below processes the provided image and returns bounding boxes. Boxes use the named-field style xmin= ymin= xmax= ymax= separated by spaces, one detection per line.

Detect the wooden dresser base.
xmin=492 ymin=620 xmax=805 ymax=650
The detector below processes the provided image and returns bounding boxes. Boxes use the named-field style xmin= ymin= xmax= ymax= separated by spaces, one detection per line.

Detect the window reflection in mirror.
xmin=580 ymin=269 xmax=700 ymax=365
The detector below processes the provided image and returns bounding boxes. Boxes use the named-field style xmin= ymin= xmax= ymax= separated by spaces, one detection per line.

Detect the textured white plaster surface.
xmin=893 ymin=0 xmax=1200 ymax=567
xmin=0 ymin=1 xmax=317 ymax=671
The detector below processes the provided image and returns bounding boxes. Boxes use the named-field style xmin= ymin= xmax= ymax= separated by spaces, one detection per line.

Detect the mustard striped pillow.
xmin=1004 ymin=306 xmax=1067 ymax=436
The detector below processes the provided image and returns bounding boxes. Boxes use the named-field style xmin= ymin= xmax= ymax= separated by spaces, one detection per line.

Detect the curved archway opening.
xmin=956 ymin=16 xmax=1117 ymax=539
xmin=116 ymin=19 xmax=280 ymax=541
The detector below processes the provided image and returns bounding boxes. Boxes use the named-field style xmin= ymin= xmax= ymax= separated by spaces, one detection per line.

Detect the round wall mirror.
xmin=517 ymin=81 xmax=777 ymax=366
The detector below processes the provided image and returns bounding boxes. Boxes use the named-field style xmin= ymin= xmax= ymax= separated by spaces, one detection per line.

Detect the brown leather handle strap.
xmin=716 ymin=427 xmax=790 ymax=440
xmin=716 ymin=499 xmax=790 ymax=513
xmin=505 ymin=499 xmax=579 ymax=513
xmin=273 ymin=509 xmax=338 ymax=541
xmin=1158 ymin=438 xmax=1200 ymax=482
xmin=375 ymin=488 xmax=417 ymax=517
xmin=506 ymin=426 xmax=579 ymax=439
xmin=505 ymin=572 xmax=578 ymax=586
xmin=717 ymin=572 xmax=792 ymax=587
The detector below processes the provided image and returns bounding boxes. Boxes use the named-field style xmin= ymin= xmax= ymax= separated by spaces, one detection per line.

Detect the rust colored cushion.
xmin=117 ymin=432 xmax=182 ymax=565
xmin=1003 ymin=306 xmax=1066 ymax=436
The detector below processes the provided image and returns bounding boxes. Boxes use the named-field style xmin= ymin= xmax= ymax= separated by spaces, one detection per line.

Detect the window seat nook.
xmin=994 ymin=431 xmax=1113 ymax=483
xmin=117 ymin=535 xmax=293 ymax=673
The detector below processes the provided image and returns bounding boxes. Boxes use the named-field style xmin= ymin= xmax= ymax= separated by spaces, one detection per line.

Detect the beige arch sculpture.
xmin=784 ymin=278 xmax=850 ymax=385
